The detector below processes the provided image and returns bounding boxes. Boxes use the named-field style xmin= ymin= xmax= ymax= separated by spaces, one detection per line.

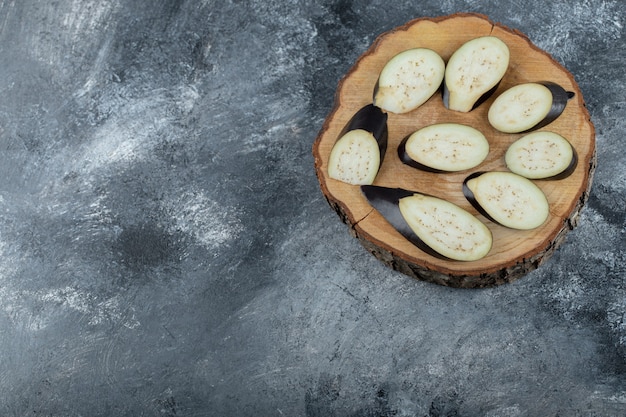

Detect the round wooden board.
xmin=312 ymin=13 xmax=596 ymax=288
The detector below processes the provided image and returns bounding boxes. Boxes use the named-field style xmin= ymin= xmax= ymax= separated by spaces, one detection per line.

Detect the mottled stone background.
xmin=0 ymin=1 xmax=624 ymax=416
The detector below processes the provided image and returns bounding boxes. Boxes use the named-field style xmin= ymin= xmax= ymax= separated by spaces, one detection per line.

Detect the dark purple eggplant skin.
xmin=339 ymin=104 xmax=389 ymax=162
xmin=397 ymin=134 xmax=445 ymax=173
xmin=519 ymin=81 xmax=575 ymax=133
xmin=442 ymin=80 xmax=501 ymax=111
xmin=361 ymin=185 xmax=451 ymax=260
xmin=372 ymin=79 xmax=381 ymax=105
xmin=462 ymin=172 xmax=500 ymax=224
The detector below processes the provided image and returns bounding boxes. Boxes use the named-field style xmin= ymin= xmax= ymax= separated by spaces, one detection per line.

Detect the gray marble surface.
xmin=0 ymin=1 xmax=624 ymax=416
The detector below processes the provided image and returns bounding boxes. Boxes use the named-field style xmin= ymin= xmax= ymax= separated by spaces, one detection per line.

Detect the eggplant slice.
xmin=373 ymin=48 xmax=445 ymax=114
xmin=362 ymin=185 xmax=492 ymax=261
xmin=505 ymin=131 xmax=578 ymax=180
xmin=328 ymin=104 xmax=388 ymax=185
xmin=443 ymin=36 xmax=510 ymax=112
xmin=463 ymin=171 xmax=549 ymax=230
xmin=488 ymin=81 xmax=575 ymax=133
xmin=398 ymin=123 xmax=489 ymax=172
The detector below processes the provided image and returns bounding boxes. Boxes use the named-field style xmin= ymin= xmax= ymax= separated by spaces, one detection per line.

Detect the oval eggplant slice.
xmin=443 ymin=36 xmax=510 ymax=112
xmin=398 ymin=123 xmax=489 ymax=172
xmin=328 ymin=104 xmax=388 ymax=185
xmin=328 ymin=130 xmax=381 ymax=185
xmin=505 ymin=131 xmax=578 ymax=180
xmin=463 ymin=171 xmax=549 ymax=230
xmin=373 ymin=48 xmax=445 ymax=114
xmin=361 ymin=185 xmax=492 ymax=261
xmin=488 ymin=81 xmax=575 ymax=133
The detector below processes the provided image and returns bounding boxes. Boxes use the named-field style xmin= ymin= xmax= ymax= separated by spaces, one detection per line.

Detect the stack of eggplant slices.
xmin=327 ymin=36 xmax=577 ymax=262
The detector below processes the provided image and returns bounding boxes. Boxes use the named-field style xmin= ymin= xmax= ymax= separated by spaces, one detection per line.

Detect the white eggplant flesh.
xmin=361 ymin=185 xmax=492 ymax=261
xmin=374 ymin=48 xmax=445 ymax=114
xmin=505 ymin=131 xmax=577 ymax=180
xmin=399 ymin=123 xmax=489 ymax=172
xmin=328 ymin=129 xmax=381 ymax=185
xmin=488 ymin=83 xmax=552 ymax=133
xmin=443 ymin=36 xmax=510 ymax=112
xmin=398 ymin=194 xmax=493 ymax=261
xmin=463 ymin=172 xmax=549 ymax=230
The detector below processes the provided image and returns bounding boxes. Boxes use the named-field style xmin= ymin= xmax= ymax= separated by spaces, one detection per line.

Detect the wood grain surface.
xmin=313 ymin=13 xmax=596 ymax=287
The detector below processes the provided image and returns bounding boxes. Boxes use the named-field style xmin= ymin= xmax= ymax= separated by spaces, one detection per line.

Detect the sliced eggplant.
xmin=443 ymin=36 xmax=510 ymax=112
xmin=373 ymin=48 xmax=445 ymax=114
xmin=398 ymin=123 xmax=489 ymax=172
xmin=505 ymin=131 xmax=578 ymax=180
xmin=463 ymin=171 xmax=549 ymax=230
xmin=328 ymin=104 xmax=388 ymax=185
xmin=488 ymin=81 xmax=575 ymax=133
xmin=362 ymin=185 xmax=492 ymax=261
